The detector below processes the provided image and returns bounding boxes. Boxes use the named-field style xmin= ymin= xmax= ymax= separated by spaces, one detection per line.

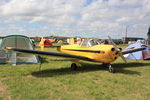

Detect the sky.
xmin=0 ymin=0 xmax=150 ymax=39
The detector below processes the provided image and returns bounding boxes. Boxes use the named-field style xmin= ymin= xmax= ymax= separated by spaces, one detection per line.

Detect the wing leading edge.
xmin=5 ymin=47 xmax=146 ymax=62
xmin=122 ymin=47 xmax=146 ymax=55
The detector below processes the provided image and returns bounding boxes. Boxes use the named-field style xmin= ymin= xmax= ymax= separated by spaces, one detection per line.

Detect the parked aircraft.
xmin=5 ymin=37 xmax=145 ymax=73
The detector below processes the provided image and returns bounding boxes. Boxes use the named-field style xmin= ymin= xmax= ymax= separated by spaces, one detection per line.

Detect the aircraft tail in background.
xmin=69 ymin=38 xmax=75 ymax=45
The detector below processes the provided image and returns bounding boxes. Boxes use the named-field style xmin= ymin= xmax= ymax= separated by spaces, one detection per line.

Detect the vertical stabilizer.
xmin=40 ymin=37 xmax=44 ymax=51
xmin=69 ymin=38 xmax=75 ymax=45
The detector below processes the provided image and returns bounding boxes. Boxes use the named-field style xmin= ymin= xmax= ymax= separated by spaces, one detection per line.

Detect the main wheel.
xmin=108 ymin=64 xmax=115 ymax=73
xmin=71 ymin=63 xmax=77 ymax=70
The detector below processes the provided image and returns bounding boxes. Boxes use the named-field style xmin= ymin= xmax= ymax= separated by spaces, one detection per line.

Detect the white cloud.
xmin=117 ymin=17 xmax=129 ymax=22
xmin=0 ymin=0 xmax=150 ymax=39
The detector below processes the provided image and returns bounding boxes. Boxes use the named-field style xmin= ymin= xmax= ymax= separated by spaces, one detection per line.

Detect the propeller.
xmin=108 ymin=36 xmax=127 ymax=63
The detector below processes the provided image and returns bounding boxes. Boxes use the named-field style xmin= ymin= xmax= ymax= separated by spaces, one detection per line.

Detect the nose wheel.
xmin=108 ymin=64 xmax=115 ymax=73
xmin=102 ymin=63 xmax=115 ymax=73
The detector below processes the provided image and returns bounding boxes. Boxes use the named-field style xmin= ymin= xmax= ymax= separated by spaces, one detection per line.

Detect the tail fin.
xmin=69 ymin=38 xmax=75 ymax=45
xmin=40 ymin=37 xmax=45 ymax=51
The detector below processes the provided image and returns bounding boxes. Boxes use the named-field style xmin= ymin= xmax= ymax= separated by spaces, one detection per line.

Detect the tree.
xmin=148 ymin=27 xmax=150 ymax=40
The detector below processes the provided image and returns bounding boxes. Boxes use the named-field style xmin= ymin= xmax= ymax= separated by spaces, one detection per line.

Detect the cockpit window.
xmin=81 ymin=39 xmax=88 ymax=47
xmin=89 ymin=40 xmax=99 ymax=47
xmin=81 ymin=39 xmax=100 ymax=47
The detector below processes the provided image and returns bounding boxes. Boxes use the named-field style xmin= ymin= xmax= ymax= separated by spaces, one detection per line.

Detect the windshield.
xmin=81 ymin=39 xmax=100 ymax=47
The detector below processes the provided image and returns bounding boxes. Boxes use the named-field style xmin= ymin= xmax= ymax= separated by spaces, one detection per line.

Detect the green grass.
xmin=0 ymin=45 xmax=150 ymax=100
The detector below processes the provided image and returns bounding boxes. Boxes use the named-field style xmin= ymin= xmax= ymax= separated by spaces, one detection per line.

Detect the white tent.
xmin=124 ymin=42 xmax=150 ymax=60
xmin=0 ymin=35 xmax=40 ymax=65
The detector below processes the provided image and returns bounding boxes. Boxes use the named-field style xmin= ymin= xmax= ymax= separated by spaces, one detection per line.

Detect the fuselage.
xmin=57 ymin=44 xmax=121 ymax=63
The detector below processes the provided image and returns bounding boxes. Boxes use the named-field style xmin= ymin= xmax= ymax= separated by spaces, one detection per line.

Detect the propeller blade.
xmin=119 ymin=53 xmax=127 ymax=63
xmin=108 ymin=36 xmax=116 ymax=46
xmin=108 ymin=36 xmax=120 ymax=51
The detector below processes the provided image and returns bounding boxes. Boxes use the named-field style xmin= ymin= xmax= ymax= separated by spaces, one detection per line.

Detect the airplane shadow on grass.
xmin=31 ymin=61 xmax=150 ymax=77
xmin=113 ymin=62 xmax=150 ymax=74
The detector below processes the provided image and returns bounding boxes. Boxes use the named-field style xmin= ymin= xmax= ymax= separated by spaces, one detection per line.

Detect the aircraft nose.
xmin=110 ymin=47 xmax=120 ymax=60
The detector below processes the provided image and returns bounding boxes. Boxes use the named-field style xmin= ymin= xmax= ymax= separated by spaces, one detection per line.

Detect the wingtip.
xmin=4 ymin=47 xmax=13 ymax=50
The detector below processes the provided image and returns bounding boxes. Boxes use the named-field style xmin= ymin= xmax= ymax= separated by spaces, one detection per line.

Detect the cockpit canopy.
xmin=80 ymin=39 xmax=101 ymax=47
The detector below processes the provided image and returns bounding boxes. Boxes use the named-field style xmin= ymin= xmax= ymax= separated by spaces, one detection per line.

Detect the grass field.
xmin=0 ymin=45 xmax=150 ymax=100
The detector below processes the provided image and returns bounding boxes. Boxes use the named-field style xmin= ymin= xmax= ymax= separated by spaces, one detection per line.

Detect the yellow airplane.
xmin=5 ymin=37 xmax=145 ymax=73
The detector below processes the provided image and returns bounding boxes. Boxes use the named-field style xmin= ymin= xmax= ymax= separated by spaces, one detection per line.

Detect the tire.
xmin=71 ymin=63 xmax=77 ymax=70
xmin=108 ymin=64 xmax=115 ymax=73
